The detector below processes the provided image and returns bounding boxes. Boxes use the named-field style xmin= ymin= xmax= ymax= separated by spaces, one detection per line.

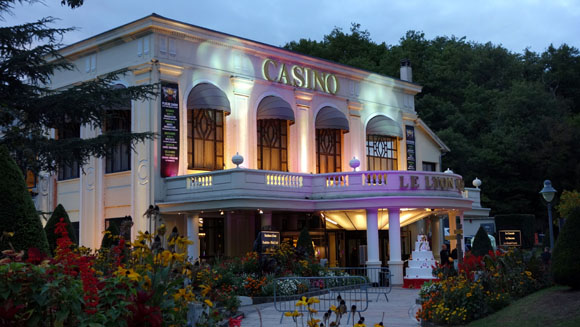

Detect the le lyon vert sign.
xmin=398 ymin=174 xmax=465 ymax=192
xmin=262 ymin=59 xmax=340 ymax=95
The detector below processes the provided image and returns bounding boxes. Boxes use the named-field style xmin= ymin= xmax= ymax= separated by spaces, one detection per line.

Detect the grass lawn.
xmin=467 ymin=286 xmax=580 ymax=327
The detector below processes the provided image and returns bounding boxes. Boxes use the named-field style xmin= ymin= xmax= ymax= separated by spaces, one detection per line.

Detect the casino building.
xmin=33 ymin=14 xmax=490 ymax=284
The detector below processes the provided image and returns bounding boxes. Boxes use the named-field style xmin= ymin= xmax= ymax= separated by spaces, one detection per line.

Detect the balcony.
xmin=159 ymin=169 xmax=472 ymax=213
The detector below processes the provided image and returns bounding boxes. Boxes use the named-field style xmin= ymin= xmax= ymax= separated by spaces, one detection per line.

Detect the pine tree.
xmin=471 ymin=226 xmax=493 ymax=257
xmin=0 ymin=0 xmax=157 ymax=176
xmin=44 ymin=204 xmax=77 ymax=254
xmin=296 ymin=226 xmax=315 ymax=258
xmin=552 ymin=206 xmax=580 ymax=289
xmin=0 ymin=146 xmax=49 ymax=254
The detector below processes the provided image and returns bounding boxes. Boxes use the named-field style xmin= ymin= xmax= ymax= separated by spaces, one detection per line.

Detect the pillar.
xmin=230 ymin=76 xmax=253 ymax=168
xmin=448 ymin=210 xmax=458 ymax=251
xmin=294 ymin=90 xmax=313 ymax=173
xmin=79 ymin=124 xmax=103 ymax=250
xmin=186 ymin=213 xmax=200 ymax=263
xmin=366 ymin=208 xmax=381 ymax=283
xmin=387 ymin=207 xmax=404 ymax=285
xmin=261 ymin=211 xmax=272 ymax=230
xmin=430 ymin=215 xmax=441 ymax=260
xmin=458 ymin=210 xmax=465 ymax=256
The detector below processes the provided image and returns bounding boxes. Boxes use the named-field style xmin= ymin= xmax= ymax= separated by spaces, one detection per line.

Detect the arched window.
xmin=366 ymin=115 xmax=403 ymax=171
xmin=315 ymin=106 xmax=349 ymax=173
xmin=187 ymin=83 xmax=230 ymax=171
xmin=256 ymin=96 xmax=294 ymax=171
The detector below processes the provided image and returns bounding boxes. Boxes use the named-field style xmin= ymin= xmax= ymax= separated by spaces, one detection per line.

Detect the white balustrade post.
xmin=366 ymin=208 xmax=381 ymax=284
xmin=388 ymin=207 xmax=404 ymax=285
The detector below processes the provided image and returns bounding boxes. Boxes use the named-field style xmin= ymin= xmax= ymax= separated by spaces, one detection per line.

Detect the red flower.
xmin=0 ymin=299 xmax=25 ymax=325
xmin=229 ymin=316 xmax=242 ymax=327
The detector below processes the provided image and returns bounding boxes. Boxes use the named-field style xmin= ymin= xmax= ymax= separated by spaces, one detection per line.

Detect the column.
xmin=294 ymin=90 xmax=313 ymax=173
xmin=79 ymin=124 xmax=103 ymax=250
xmin=186 ymin=213 xmax=200 ymax=263
xmin=261 ymin=211 xmax=272 ymax=231
xmin=230 ymin=76 xmax=253 ymax=168
xmin=430 ymin=215 xmax=441 ymax=260
xmin=387 ymin=207 xmax=404 ymax=285
xmin=366 ymin=208 xmax=381 ymax=284
xmin=458 ymin=210 xmax=465 ymax=256
xmin=448 ymin=210 xmax=458 ymax=251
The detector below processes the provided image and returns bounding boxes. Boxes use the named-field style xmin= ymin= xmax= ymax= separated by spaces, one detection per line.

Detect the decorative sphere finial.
xmin=232 ymin=152 xmax=243 ymax=168
xmin=444 ymin=168 xmax=454 ymax=174
xmin=349 ymin=157 xmax=360 ymax=171
xmin=473 ymin=177 xmax=482 ymax=188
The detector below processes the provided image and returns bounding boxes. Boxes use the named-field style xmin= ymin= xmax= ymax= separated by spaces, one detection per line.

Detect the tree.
xmin=471 ymin=226 xmax=492 ymax=257
xmin=100 ymin=223 xmax=120 ymax=249
xmin=551 ymin=206 xmax=580 ymax=289
xmin=557 ymin=190 xmax=580 ymax=219
xmin=296 ymin=226 xmax=314 ymax=258
xmin=44 ymin=204 xmax=77 ymax=254
xmin=0 ymin=0 xmax=157 ymax=177
xmin=0 ymin=146 xmax=49 ymax=254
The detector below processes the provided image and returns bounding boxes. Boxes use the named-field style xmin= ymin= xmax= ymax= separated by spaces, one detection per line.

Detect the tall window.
xmin=188 ymin=109 xmax=224 ymax=170
xmin=316 ymin=129 xmax=342 ymax=173
xmin=366 ymin=135 xmax=398 ymax=170
xmin=57 ymin=124 xmax=80 ymax=180
xmin=257 ymin=119 xmax=288 ymax=171
xmin=105 ymin=110 xmax=131 ymax=173
xmin=422 ymin=162 xmax=437 ymax=172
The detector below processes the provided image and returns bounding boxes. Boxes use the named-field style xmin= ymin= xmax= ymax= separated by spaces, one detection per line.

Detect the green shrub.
xmin=44 ymin=204 xmax=77 ymax=254
xmin=552 ymin=206 xmax=580 ymax=289
xmin=0 ymin=146 xmax=49 ymax=254
xmin=472 ymin=226 xmax=493 ymax=256
xmin=296 ymin=226 xmax=314 ymax=257
xmin=100 ymin=223 xmax=120 ymax=249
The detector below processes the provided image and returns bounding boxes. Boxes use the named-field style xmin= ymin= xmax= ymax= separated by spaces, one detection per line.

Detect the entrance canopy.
xmin=187 ymin=83 xmax=231 ymax=113
xmin=315 ymin=106 xmax=349 ymax=131
xmin=323 ymin=208 xmax=445 ymax=231
xmin=257 ymin=96 xmax=295 ymax=123
xmin=366 ymin=115 xmax=402 ymax=138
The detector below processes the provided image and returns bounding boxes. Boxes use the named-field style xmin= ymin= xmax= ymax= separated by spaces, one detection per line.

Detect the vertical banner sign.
xmin=405 ymin=125 xmax=416 ymax=171
xmin=160 ymin=82 xmax=180 ymax=177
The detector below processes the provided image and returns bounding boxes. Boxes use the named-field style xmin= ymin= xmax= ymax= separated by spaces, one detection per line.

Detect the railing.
xmin=274 ymin=275 xmax=369 ymax=324
xmin=163 ymin=169 xmax=469 ymax=209
xmin=329 ymin=267 xmax=392 ymax=302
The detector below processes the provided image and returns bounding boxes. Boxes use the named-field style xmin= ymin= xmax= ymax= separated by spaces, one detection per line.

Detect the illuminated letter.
xmin=262 ymin=59 xmax=277 ymax=81
xmin=292 ymin=65 xmax=304 ymax=87
xmin=425 ymin=176 xmax=433 ymax=189
xmin=399 ymin=176 xmax=409 ymax=189
xmin=278 ymin=63 xmax=291 ymax=85
xmin=303 ymin=67 xmax=312 ymax=89
xmin=410 ymin=175 xmax=419 ymax=189
xmin=325 ymin=74 xmax=339 ymax=94
xmin=314 ymin=70 xmax=326 ymax=92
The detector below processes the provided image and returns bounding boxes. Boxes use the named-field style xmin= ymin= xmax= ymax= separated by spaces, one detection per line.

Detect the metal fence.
xmin=329 ymin=266 xmax=392 ymax=301
xmin=274 ymin=275 xmax=369 ymax=324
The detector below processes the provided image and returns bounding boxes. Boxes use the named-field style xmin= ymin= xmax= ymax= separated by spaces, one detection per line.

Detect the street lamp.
xmin=539 ymin=180 xmax=557 ymax=250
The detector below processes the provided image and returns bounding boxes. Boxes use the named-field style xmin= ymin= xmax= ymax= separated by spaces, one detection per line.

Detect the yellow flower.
xmin=200 ymin=284 xmax=211 ymax=297
xmin=354 ymin=323 xmax=366 ymax=327
xmin=296 ymin=296 xmax=308 ymax=307
xmin=285 ymin=310 xmax=303 ymax=317
xmin=307 ymin=297 xmax=320 ymax=305
xmin=308 ymin=318 xmax=321 ymax=327
xmin=174 ymin=288 xmax=187 ymax=301
xmin=330 ymin=304 xmax=337 ymax=312
xmin=308 ymin=307 xmax=318 ymax=313
xmin=524 ymin=271 xmax=532 ymax=277
xmin=204 ymin=299 xmax=213 ymax=307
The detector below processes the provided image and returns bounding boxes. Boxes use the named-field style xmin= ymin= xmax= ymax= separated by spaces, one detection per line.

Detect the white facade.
xmin=35 ymin=14 xmax=489 ymax=284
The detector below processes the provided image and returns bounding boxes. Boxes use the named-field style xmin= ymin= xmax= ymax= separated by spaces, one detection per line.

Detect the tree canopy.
xmin=285 ymin=25 xmax=580 ymax=222
xmin=0 ymin=0 xmax=157 ymax=176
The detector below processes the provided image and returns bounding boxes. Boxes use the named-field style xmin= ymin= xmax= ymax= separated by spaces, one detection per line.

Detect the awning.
xmin=187 ymin=83 xmax=231 ymax=114
xmin=315 ymin=106 xmax=349 ymax=132
xmin=366 ymin=115 xmax=403 ymax=138
xmin=257 ymin=96 xmax=295 ymax=123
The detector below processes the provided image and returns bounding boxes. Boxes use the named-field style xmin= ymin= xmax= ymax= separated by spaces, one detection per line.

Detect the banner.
xmin=160 ymin=82 xmax=180 ymax=177
xmin=405 ymin=125 xmax=416 ymax=171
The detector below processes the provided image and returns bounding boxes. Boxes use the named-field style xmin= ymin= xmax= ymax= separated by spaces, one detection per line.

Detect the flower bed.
xmin=416 ymin=248 xmax=548 ymax=325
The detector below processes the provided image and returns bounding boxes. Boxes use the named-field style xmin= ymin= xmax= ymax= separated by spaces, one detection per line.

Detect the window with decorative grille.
xmin=316 ymin=128 xmax=342 ymax=173
xmin=257 ymin=119 xmax=288 ymax=171
xmin=366 ymin=134 xmax=398 ymax=170
xmin=105 ymin=110 xmax=131 ymax=173
xmin=188 ymin=109 xmax=224 ymax=170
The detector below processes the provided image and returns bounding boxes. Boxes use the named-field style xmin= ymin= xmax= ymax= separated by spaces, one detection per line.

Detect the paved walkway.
xmin=239 ymin=287 xmax=421 ymax=327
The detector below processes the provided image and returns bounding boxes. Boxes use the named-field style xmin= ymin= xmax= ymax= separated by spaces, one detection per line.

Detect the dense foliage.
xmin=419 ymin=248 xmax=547 ymax=325
xmin=552 ymin=206 xmax=580 ymax=289
xmin=0 ymin=0 xmax=157 ymax=176
xmin=0 ymin=146 xmax=49 ymax=254
xmin=285 ymin=25 xmax=580 ymax=221
xmin=44 ymin=204 xmax=77 ymax=254
xmin=296 ymin=226 xmax=315 ymax=257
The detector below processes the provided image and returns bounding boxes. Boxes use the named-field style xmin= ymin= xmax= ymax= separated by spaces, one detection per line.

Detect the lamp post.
xmin=539 ymin=180 xmax=557 ymax=250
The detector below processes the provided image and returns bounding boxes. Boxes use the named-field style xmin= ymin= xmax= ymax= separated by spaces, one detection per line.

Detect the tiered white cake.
xmin=405 ymin=235 xmax=437 ymax=279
